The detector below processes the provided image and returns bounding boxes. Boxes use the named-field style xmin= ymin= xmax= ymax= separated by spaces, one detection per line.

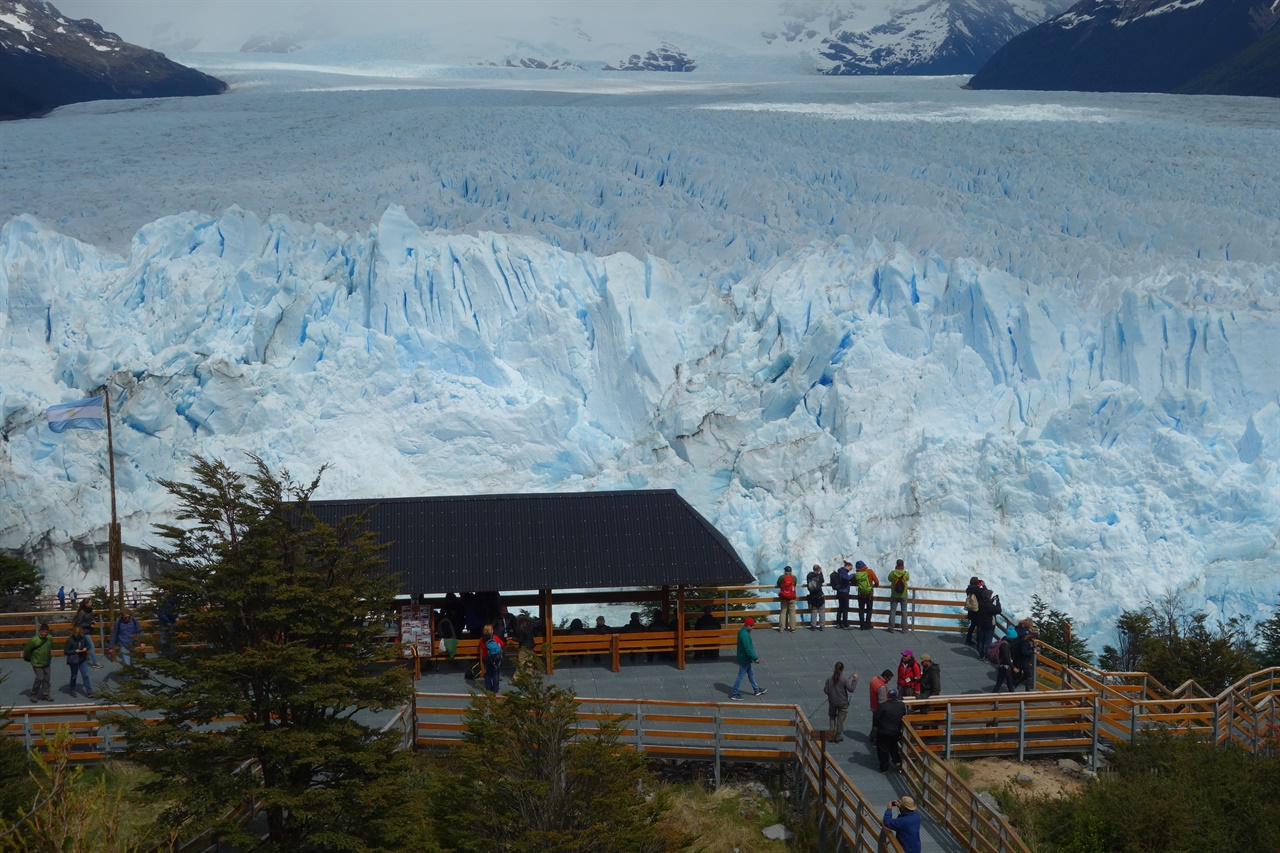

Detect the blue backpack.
xmin=485 ymin=638 xmax=504 ymax=670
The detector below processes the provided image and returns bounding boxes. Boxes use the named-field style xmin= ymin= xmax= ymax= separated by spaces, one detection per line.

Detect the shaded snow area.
xmin=1 ymin=62 xmax=1277 ymax=646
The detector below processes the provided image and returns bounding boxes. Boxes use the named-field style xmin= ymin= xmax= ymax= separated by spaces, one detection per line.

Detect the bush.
xmin=1002 ymin=733 xmax=1280 ymax=853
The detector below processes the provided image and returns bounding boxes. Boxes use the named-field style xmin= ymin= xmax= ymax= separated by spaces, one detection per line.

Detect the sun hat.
xmin=919 ymin=653 xmax=931 ymax=663
xmin=899 ymin=796 xmax=916 ymax=811
xmin=745 ymin=617 xmax=755 ymax=627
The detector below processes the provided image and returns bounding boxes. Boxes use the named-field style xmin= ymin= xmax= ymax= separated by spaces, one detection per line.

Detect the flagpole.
xmin=103 ymin=386 xmax=123 ymax=625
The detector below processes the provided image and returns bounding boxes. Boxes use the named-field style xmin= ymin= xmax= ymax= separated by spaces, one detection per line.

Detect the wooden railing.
xmin=904 ymin=691 xmax=1102 ymax=765
xmin=899 ymin=721 xmax=1031 ymax=853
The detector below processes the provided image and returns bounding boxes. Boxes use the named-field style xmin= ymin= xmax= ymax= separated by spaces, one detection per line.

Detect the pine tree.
xmin=104 ymin=456 xmax=418 ymax=851
xmin=427 ymin=655 xmax=691 ymax=852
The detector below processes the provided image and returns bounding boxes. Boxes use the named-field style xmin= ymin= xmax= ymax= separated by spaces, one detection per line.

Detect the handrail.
xmin=899 ymin=719 xmax=1031 ymax=853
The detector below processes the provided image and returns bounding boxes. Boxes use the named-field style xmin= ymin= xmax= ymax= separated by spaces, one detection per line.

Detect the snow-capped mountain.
xmin=0 ymin=0 xmax=226 ymax=120
xmin=968 ymin=0 xmax=1280 ymax=95
xmin=769 ymin=0 xmax=1073 ymax=75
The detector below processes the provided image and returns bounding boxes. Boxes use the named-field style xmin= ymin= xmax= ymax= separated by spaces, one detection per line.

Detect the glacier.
xmin=1 ymin=58 xmax=1277 ymax=648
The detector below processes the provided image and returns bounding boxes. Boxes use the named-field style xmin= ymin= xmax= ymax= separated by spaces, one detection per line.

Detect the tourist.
xmin=108 ymin=609 xmax=143 ymax=666
xmin=65 ymin=625 xmax=94 ymax=699
xmin=480 ymin=625 xmax=503 ymax=692
xmin=886 ymin=559 xmax=909 ymax=632
xmin=854 ymin=560 xmax=879 ymax=630
xmin=918 ymin=653 xmax=941 ymax=700
xmin=693 ymin=605 xmax=721 ymax=660
xmin=730 ymin=617 xmax=766 ymax=700
xmin=883 ymin=796 xmax=922 ymax=853
xmin=875 ymin=688 xmax=907 ymax=772
xmin=964 ymin=576 xmax=984 ymax=645
xmin=897 ymin=649 xmax=922 ymax=698
xmin=24 ymin=622 xmax=54 ymax=702
xmin=975 ymin=586 xmax=1002 ymax=659
xmin=868 ymin=668 xmax=893 ymax=737
xmin=992 ymin=628 xmax=1016 ymax=692
xmin=833 ymin=561 xmax=853 ymax=629
xmin=822 ymin=661 xmax=859 ymax=742
xmin=805 ymin=564 xmax=827 ymax=630
xmin=71 ymin=599 xmax=104 ymax=669
xmin=57 ymin=585 xmax=66 ymax=610
xmin=776 ymin=566 xmax=798 ymax=632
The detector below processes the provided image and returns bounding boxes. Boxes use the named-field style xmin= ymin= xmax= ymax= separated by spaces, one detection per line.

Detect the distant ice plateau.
xmin=1 ymin=65 xmax=1277 ymax=647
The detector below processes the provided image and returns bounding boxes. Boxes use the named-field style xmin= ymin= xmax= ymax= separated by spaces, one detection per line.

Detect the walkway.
xmin=417 ymin=622 xmax=1000 ymax=852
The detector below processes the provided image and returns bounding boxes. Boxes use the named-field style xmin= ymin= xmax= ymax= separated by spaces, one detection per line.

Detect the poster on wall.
xmin=399 ymin=605 xmax=432 ymax=657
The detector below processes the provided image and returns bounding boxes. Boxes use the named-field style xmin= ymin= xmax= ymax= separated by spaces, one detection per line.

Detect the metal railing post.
xmin=1017 ymin=701 xmax=1026 ymax=763
xmin=945 ymin=703 xmax=953 ymax=760
xmin=1130 ymin=701 xmax=1139 ymax=744
xmin=634 ymin=701 xmax=644 ymax=753
xmin=714 ymin=709 xmax=723 ymax=789
xmin=1090 ymin=696 xmax=1099 ymax=770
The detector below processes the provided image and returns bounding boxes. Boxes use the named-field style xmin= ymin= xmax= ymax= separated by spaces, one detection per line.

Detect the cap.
xmin=855 ymin=560 xmax=867 ymax=569
xmin=888 ymin=689 xmax=899 ymax=698
xmin=919 ymin=653 xmax=931 ymax=663
xmin=901 ymin=649 xmax=913 ymax=657
xmin=744 ymin=617 xmax=755 ymax=627
xmin=899 ymin=796 xmax=916 ymax=811
xmin=1007 ymin=627 xmax=1018 ymax=639
xmin=39 ymin=622 xmax=50 ymax=631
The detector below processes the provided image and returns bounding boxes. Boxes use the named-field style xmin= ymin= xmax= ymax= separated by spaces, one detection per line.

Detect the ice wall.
xmin=2 ymin=203 xmax=1275 ymax=641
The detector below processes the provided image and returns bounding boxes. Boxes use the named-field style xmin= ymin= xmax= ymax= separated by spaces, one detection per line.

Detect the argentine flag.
xmin=46 ymin=395 xmax=107 ymax=433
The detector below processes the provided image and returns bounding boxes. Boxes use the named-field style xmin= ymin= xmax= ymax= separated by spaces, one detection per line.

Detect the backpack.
xmin=807 ymin=574 xmax=822 ymax=592
xmin=987 ymin=639 xmax=1004 ymax=665
xmin=829 ymin=570 xmax=842 ymax=589
xmin=484 ymin=638 xmax=503 ymax=670
xmin=855 ymin=570 xmax=872 ymax=596
xmin=892 ymin=574 xmax=906 ymax=595
xmin=965 ymin=592 xmax=979 ymax=612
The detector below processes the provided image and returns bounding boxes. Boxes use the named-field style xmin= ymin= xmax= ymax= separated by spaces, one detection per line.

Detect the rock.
xmin=1016 ymin=773 xmax=1034 ymax=784
xmin=1058 ymin=758 xmax=1082 ymax=773
xmin=977 ymin=791 xmax=1004 ymax=816
xmin=761 ymin=824 xmax=794 ymax=841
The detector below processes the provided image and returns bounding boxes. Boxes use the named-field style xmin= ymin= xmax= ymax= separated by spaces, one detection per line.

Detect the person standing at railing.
xmin=854 ymin=560 xmax=878 ymax=630
xmin=776 ymin=566 xmax=798 ymax=633
xmin=886 ymin=559 xmax=909 ymax=633
xmin=24 ymin=622 xmax=55 ymax=702
xmin=832 ymin=561 xmax=853 ymax=629
xmin=883 ymin=796 xmax=921 ymax=853
xmin=730 ymin=618 xmax=767 ymax=700
xmin=57 ymin=585 xmax=66 ymax=610
xmin=1012 ymin=619 xmax=1038 ymax=691
xmin=822 ymin=661 xmax=859 ymax=742
xmin=805 ymin=565 xmax=827 ymax=631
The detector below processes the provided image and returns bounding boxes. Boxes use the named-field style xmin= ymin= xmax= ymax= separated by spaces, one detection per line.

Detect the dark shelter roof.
xmin=308 ymin=489 xmax=754 ymax=595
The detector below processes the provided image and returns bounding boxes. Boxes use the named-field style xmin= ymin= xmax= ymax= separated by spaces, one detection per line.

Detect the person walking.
xmin=868 ymin=668 xmax=894 ymax=738
xmin=730 ymin=618 xmax=766 ymax=700
xmin=964 ymin=577 xmax=984 ymax=645
xmin=992 ymin=628 xmax=1016 ymax=692
xmin=884 ymin=797 xmax=922 ymax=853
xmin=918 ymin=653 xmax=941 ymax=699
xmin=776 ymin=566 xmax=798 ymax=633
xmin=875 ymin=688 xmax=907 ymax=772
xmin=854 ymin=560 xmax=879 ymax=629
xmin=108 ymin=609 xmax=144 ymax=666
xmin=805 ymin=564 xmax=827 ymax=630
xmin=833 ymin=561 xmax=853 ymax=628
xmin=822 ymin=662 xmax=859 ymax=742
xmin=71 ymin=599 xmax=104 ymax=669
xmin=65 ymin=625 xmax=94 ymax=699
xmin=886 ymin=559 xmax=909 ymax=632
xmin=24 ymin=622 xmax=55 ymax=702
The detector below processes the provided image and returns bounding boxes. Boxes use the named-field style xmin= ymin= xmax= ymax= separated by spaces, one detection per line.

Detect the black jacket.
xmin=877 ymin=698 xmax=907 ymax=736
xmin=918 ymin=663 xmax=941 ymax=699
xmin=977 ymin=590 xmax=1002 ymax=629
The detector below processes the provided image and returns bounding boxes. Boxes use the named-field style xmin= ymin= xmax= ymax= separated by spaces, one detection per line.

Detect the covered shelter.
xmin=309 ymin=489 xmax=755 ymax=670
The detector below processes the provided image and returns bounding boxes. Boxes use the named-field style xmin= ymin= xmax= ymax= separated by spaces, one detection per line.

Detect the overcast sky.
xmin=51 ymin=0 xmax=837 ymax=52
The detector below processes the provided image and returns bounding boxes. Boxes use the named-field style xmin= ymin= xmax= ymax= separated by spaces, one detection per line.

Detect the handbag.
xmin=66 ymin=653 xmax=82 ymax=667
xmin=464 ymin=661 xmax=483 ymax=681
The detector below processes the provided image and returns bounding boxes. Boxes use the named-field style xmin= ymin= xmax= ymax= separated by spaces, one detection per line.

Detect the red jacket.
xmin=898 ymin=659 xmax=922 ymax=694
xmin=869 ymin=674 xmax=889 ymax=709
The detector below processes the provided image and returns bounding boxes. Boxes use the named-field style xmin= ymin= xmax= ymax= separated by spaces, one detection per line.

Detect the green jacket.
xmin=25 ymin=632 xmax=54 ymax=667
xmin=736 ymin=624 xmax=758 ymax=666
xmin=888 ymin=569 xmax=910 ymax=599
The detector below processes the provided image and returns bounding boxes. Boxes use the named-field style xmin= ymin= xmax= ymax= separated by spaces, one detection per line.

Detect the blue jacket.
xmin=884 ymin=807 xmax=921 ymax=853
xmin=110 ymin=615 xmax=141 ymax=648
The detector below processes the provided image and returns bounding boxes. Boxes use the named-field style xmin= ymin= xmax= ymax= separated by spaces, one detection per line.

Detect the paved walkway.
xmin=419 ymin=621 xmax=996 ymax=852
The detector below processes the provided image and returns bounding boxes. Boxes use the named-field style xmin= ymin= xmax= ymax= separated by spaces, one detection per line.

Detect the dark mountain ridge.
xmin=0 ymin=0 xmax=226 ymax=120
